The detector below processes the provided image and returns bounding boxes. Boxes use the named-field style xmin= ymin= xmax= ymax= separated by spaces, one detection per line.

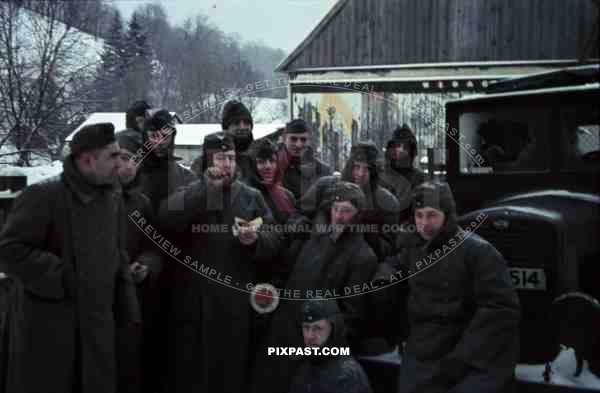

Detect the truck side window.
xmin=458 ymin=108 xmax=550 ymax=173
xmin=478 ymin=119 xmax=533 ymax=168
xmin=560 ymin=105 xmax=600 ymax=170
xmin=575 ymin=125 xmax=600 ymax=159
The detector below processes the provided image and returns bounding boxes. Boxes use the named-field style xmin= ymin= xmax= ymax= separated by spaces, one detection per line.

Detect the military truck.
xmin=359 ymin=65 xmax=600 ymax=393
xmin=445 ymin=64 xmax=600 ymax=390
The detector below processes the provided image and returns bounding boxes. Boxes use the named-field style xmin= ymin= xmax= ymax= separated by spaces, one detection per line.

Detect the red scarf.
xmin=264 ymin=182 xmax=296 ymax=212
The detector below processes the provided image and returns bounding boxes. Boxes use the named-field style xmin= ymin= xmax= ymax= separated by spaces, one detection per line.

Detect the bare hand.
xmin=130 ymin=262 xmax=149 ymax=284
xmin=239 ymin=227 xmax=258 ymax=245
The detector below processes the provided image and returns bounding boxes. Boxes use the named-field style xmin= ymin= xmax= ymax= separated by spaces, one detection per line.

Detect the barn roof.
xmin=277 ymin=0 xmax=599 ymax=73
xmin=275 ymin=0 xmax=349 ymax=72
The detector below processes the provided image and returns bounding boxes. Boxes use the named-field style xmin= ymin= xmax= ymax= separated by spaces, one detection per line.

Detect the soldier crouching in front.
xmin=157 ymin=132 xmax=282 ymax=393
xmin=251 ymin=181 xmax=378 ymax=393
xmin=378 ymin=181 xmax=521 ymax=393
xmin=288 ymin=299 xmax=373 ymax=393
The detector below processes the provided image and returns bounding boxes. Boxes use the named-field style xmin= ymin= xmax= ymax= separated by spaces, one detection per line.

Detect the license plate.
xmin=509 ymin=268 xmax=547 ymax=291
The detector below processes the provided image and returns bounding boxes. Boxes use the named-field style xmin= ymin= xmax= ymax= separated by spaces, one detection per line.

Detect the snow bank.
xmin=1 ymin=143 xmax=54 ymax=167
xmin=0 ymin=161 xmax=63 ymax=187
xmin=516 ymin=346 xmax=600 ymax=389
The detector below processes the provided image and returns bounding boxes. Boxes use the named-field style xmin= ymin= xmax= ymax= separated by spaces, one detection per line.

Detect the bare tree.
xmin=0 ymin=1 xmax=102 ymax=165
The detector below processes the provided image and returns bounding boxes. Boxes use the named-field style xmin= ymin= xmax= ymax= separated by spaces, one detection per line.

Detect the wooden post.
xmin=427 ymin=147 xmax=435 ymax=180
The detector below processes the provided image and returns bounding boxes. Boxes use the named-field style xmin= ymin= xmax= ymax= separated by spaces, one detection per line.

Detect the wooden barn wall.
xmin=285 ymin=0 xmax=599 ymax=70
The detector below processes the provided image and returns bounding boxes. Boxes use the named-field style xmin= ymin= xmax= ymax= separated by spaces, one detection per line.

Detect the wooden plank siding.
xmin=278 ymin=0 xmax=599 ymax=72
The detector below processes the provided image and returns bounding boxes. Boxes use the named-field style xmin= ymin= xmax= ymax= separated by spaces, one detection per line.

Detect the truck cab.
xmin=445 ymin=64 xmax=600 ymax=382
xmin=446 ymin=64 xmax=600 ymax=213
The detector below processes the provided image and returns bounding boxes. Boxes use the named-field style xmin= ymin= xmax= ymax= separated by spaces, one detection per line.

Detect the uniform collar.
xmin=423 ymin=219 xmax=460 ymax=252
xmin=62 ymin=156 xmax=118 ymax=204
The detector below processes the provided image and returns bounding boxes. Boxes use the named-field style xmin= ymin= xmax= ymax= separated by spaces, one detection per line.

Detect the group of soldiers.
xmin=0 ymin=99 xmax=521 ymax=393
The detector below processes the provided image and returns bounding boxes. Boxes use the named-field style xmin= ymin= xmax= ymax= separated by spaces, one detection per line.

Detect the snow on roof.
xmin=65 ymin=112 xmax=177 ymax=141
xmin=66 ymin=113 xmax=284 ymax=146
xmin=174 ymin=123 xmax=285 ymax=146
xmin=0 ymin=190 xmax=22 ymax=199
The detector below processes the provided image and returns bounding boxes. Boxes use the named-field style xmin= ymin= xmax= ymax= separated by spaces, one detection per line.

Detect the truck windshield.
xmin=458 ymin=106 xmax=551 ymax=174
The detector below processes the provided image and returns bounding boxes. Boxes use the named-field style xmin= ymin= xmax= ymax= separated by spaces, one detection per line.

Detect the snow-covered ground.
xmin=0 ymin=144 xmax=54 ymax=167
xmin=516 ymin=346 xmax=600 ymax=389
xmin=356 ymin=345 xmax=600 ymax=390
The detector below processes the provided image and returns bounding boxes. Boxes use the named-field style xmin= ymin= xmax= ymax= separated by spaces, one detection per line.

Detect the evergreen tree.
xmin=124 ymin=12 xmax=153 ymax=105
xmin=93 ymin=10 xmax=126 ymax=111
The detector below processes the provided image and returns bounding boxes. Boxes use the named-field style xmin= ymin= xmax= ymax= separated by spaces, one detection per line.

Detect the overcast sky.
xmin=111 ymin=0 xmax=338 ymax=53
